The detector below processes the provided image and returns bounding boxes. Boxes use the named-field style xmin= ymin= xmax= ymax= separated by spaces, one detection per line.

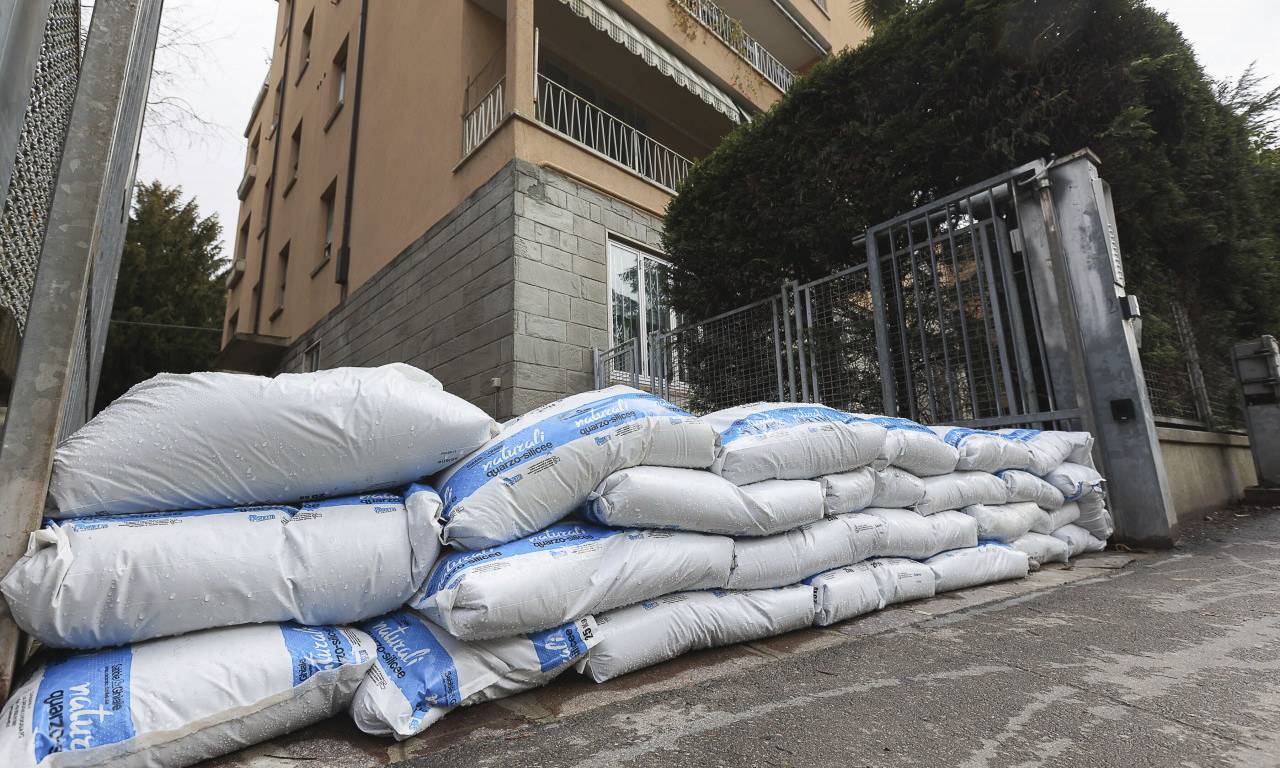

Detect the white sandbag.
xmin=1075 ymin=494 xmax=1115 ymax=540
xmin=998 ymin=469 xmax=1065 ymax=510
xmin=863 ymin=508 xmax=979 ymax=560
xmin=925 ymin=543 xmax=1030 ymax=592
xmin=437 ymin=387 xmax=717 ymax=550
xmin=0 ymin=622 xmax=374 ymax=768
xmin=915 ymin=471 xmax=1009 ymax=515
xmin=2 ymin=489 xmax=441 ymax=649
xmin=807 ymin=558 xmax=937 ymax=625
xmin=998 ymin=429 xmax=1095 ymax=475
xmin=47 ymin=364 xmax=497 ymax=518
xmin=850 ymin=414 xmax=959 ymax=477
xmin=1029 ymin=500 xmax=1081 ymax=534
xmin=929 ymin=427 xmax=1033 ymax=473
xmin=724 ymin=513 xmax=886 ymax=590
xmin=1052 ymin=523 xmax=1107 ymax=556
xmin=577 ymin=586 xmax=815 ymax=683
xmin=704 ymin=404 xmax=886 ymax=485
xmin=1009 ymin=532 xmax=1070 ymax=565
xmin=409 ymin=522 xmax=732 ymax=639
xmin=961 ymin=501 xmax=1043 ymax=543
xmin=871 ymin=466 xmax=927 ymax=508
xmin=820 ymin=467 xmax=878 ymax=516
xmin=586 ymin=466 xmax=824 ymax=536
xmin=350 ymin=610 xmax=598 ymax=740
xmin=1044 ymin=462 xmax=1104 ymax=501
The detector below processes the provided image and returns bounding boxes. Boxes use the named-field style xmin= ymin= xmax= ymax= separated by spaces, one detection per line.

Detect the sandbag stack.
xmin=0 ymin=364 xmax=499 ymax=767
xmin=1 ymin=373 xmax=1117 ymax=761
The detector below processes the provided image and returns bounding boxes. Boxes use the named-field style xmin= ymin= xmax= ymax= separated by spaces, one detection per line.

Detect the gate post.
xmin=1040 ymin=150 xmax=1177 ymax=548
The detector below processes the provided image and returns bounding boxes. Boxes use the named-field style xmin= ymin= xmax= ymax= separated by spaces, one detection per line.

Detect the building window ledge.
xmin=323 ymin=100 xmax=344 ymax=132
xmin=294 ymin=58 xmax=309 ymax=86
xmin=310 ymin=253 xmax=331 ymax=278
xmin=282 ymin=174 xmax=297 ymax=198
xmin=269 ymin=305 xmax=284 ymax=321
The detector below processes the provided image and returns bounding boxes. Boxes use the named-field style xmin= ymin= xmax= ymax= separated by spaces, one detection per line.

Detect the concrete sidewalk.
xmin=209 ymin=506 xmax=1280 ymax=768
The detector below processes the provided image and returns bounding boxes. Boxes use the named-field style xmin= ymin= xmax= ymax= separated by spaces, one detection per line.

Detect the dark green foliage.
xmin=96 ymin=182 xmax=226 ymax=412
xmin=663 ymin=0 xmax=1280 ymax=355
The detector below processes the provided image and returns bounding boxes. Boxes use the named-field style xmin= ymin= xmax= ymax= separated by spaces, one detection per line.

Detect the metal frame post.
xmin=0 ymin=0 xmax=164 ymax=702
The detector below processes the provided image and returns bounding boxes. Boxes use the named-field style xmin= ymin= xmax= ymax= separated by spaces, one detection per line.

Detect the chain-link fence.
xmin=0 ymin=0 xmax=80 ymax=334
xmin=1140 ymin=295 xmax=1242 ymax=431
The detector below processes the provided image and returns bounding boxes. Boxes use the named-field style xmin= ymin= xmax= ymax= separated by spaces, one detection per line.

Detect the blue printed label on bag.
xmin=719 ymin=406 xmax=849 ymax=445
xmin=528 ymin=620 xmax=593 ymax=673
xmin=1002 ymin=429 xmax=1040 ymax=442
xmin=860 ymin=416 xmax=934 ymax=434
xmin=32 ymin=646 xmax=135 ymax=762
xmin=280 ymin=623 xmax=362 ymax=686
xmin=53 ymin=504 xmax=296 ymax=532
xmin=362 ymin=611 xmax=459 ymax=729
xmin=439 ymin=393 xmax=690 ymax=514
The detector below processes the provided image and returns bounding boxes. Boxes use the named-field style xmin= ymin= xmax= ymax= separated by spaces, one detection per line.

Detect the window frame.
xmin=606 ymin=237 xmax=679 ymax=381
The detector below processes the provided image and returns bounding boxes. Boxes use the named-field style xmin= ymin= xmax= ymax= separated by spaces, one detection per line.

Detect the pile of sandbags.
xmin=2 ymin=373 xmax=1117 ymax=762
xmin=0 ymin=365 xmax=499 ymax=767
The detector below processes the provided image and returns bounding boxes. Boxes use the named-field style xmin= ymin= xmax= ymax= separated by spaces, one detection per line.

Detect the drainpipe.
xmin=335 ymin=0 xmax=369 ymax=298
xmin=254 ymin=1 xmax=296 ymax=334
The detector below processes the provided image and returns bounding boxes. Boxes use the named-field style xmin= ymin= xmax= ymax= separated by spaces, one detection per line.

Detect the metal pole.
xmin=866 ymin=233 xmax=897 ymax=416
xmin=0 ymin=0 xmax=164 ymax=702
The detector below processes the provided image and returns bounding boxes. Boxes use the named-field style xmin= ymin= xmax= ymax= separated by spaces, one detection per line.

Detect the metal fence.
xmin=611 ymin=161 xmax=1083 ymax=431
xmin=1140 ymin=296 xmax=1242 ymax=431
xmin=670 ymin=0 xmax=796 ymax=94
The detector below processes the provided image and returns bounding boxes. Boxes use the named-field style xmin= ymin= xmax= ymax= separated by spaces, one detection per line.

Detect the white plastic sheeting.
xmin=1009 ymin=532 xmax=1070 ymax=565
xmin=704 ymin=404 xmax=886 ymax=485
xmin=929 ymin=427 xmax=1033 ymax=473
xmin=47 ymin=364 xmax=497 ymax=518
xmin=409 ymin=522 xmax=733 ymax=639
xmin=724 ymin=513 xmax=886 ymax=590
xmin=998 ymin=469 xmax=1065 ymax=510
xmin=3 ymin=489 xmax=442 ymax=649
xmin=586 ymin=466 xmax=824 ymax=536
xmin=851 ymin=415 xmax=959 ymax=477
xmin=863 ymin=508 xmax=979 ymax=560
xmin=819 ymin=466 xmax=878 ymax=516
xmin=915 ymin=471 xmax=1009 ymax=515
xmin=577 ymin=586 xmax=815 ymax=682
xmin=350 ymin=610 xmax=598 ymax=739
xmin=925 ymin=543 xmax=1030 ymax=592
xmin=0 ymin=623 xmax=374 ymax=768
xmin=961 ymin=501 xmax=1044 ymax=543
xmin=437 ymin=387 xmax=717 ymax=550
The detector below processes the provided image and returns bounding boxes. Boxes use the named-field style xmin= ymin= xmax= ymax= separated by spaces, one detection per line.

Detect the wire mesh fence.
xmin=1139 ymin=296 xmax=1242 ymax=431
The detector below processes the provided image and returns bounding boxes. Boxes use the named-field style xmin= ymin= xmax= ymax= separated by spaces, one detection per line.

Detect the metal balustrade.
xmin=671 ymin=0 xmax=796 ymax=93
xmin=536 ymin=75 xmax=693 ymax=192
xmin=461 ymin=77 xmax=505 ymax=157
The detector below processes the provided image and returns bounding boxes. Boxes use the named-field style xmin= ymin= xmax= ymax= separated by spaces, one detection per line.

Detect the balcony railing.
xmin=672 ymin=0 xmax=796 ymax=93
xmin=462 ymin=76 xmax=505 ymax=157
xmin=536 ymin=75 xmax=693 ymax=192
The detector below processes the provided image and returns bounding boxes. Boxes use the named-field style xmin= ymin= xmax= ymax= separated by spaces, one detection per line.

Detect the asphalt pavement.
xmin=390 ymin=506 xmax=1280 ymax=768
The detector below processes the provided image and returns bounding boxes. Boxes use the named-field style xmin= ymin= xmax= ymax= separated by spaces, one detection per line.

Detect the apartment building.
xmin=217 ymin=0 xmax=868 ymax=418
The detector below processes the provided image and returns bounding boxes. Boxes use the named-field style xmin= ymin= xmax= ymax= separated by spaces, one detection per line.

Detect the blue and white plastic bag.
xmin=998 ymin=429 xmax=1095 ymax=476
xmin=960 ymin=502 xmax=1044 ymax=543
xmin=436 ymin=387 xmax=717 ymax=550
xmin=586 ymin=466 xmax=824 ymax=536
xmin=997 ymin=469 xmax=1065 ymax=510
xmin=2 ymin=489 xmax=441 ymax=649
xmin=578 ymin=586 xmax=815 ymax=683
xmin=704 ymin=403 xmax=886 ymax=485
xmin=409 ymin=522 xmax=733 ymax=639
xmin=864 ymin=508 xmax=979 ymax=560
xmin=0 ymin=622 xmax=374 ymax=768
xmin=849 ymin=415 xmax=959 ymax=477
xmin=929 ymin=426 xmax=1032 ymax=473
xmin=819 ymin=467 xmax=879 ymax=516
xmin=350 ymin=609 xmax=599 ymax=739
xmin=915 ymin=471 xmax=1009 ymax=515
xmin=47 ymin=364 xmax=496 ymax=517
xmin=725 ymin=513 xmax=886 ymax=590
xmin=925 ymin=543 xmax=1030 ymax=592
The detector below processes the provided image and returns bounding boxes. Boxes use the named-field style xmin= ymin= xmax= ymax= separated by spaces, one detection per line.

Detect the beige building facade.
xmin=219 ymin=0 xmax=868 ymax=418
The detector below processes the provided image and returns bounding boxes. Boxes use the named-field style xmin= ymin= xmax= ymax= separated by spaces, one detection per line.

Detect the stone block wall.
xmin=277 ymin=160 xmax=518 ymax=417
xmin=510 ymin=161 xmax=664 ymax=414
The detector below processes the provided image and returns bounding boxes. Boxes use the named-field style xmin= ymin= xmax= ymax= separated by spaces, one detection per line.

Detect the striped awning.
xmin=555 ymin=0 xmax=741 ymax=124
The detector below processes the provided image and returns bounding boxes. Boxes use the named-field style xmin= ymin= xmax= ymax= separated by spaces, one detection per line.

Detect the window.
xmin=317 ymin=180 xmax=337 ymax=273
xmin=285 ymin=121 xmax=302 ymax=195
xmin=296 ymin=12 xmax=313 ymax=82
xmin=303 ymin=340 xmax=321 ymax=372
xmin=227 ymin=310 xmax=239 ymax=339
xmin=248 ymin=129 xmax=260 ymax=165
xmin=272 ymin=242 xmax=290 ymax=320
xmin=326 ymin=38 xmax=348 ymax=131
xmin=270 ymin=81 xmax=283 ymax=136
xmin=608 ymin=239 xmax=678 ymax=375
xmin=237 ymin=219 xmax=250 ymax=262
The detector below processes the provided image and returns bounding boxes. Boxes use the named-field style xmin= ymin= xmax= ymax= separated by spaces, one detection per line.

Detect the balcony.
xmin=463 ymin=76 xmax=506 ymax=158
xmin=535 ymin=74 xmax=693 ymax=192
xmin=671 ymin=0 xmax=796 ymax=93
xmin=237 ymin=164 xmax=258 ymax=200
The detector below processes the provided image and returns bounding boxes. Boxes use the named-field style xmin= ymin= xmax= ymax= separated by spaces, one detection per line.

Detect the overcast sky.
xmin=130 ymin=0 xmax=1280 ymax=260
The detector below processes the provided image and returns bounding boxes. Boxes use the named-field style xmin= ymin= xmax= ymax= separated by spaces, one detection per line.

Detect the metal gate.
xmin=638 ymin=159 xmax=1081 ymax=430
